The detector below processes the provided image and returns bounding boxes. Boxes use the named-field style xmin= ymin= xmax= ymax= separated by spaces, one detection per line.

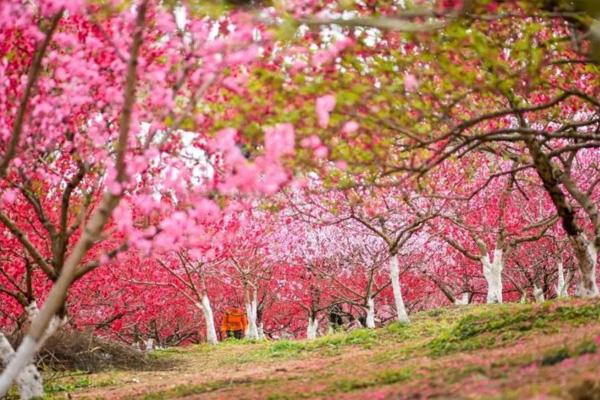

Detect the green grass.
xmin=541 ymin=337 xmax=598 ymax=366
xmin=154 ymin=300 xmax=600 ymax=366
xmin=41 ymin=298 xmax=600 ymax=400
xmin=332 ymin=368 xmax=414 ymax=393
xmin=428 ymin=300 xmax=600 ymax=356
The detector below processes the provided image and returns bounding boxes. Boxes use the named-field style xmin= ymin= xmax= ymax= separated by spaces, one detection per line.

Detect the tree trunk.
xmin=390 ymin=254 xmax=410 ymax=324
xmin=555 ymin=262 xmax=569 ymax=297
xmin=306 ymin=316 xmax=319 ymax=340
xmin=481 ymin=249 xmax=503 ymax=304
xmin=526 ymin=139 xmax=598 ymax=298
xmin=258 ymin=322 xmax=265 ymax=340
xmin=198 ymin=294 xmax=218 ymax=345
xmin=454 ymin=292 xmax=469 ymax=305
xmin=365 ymin=297 xmax=376 ymax=328
xmin=144 ymin=338 xmax=155 ymax=352
xmin=25 ymin=301 xmax=66 ymax=346
xmin=0 ymin=334 xmax=43 ymax=400
xmin=533 ymin=284 xmax=545 ymax=302
xmin=245 ymin=288 xmax=259 ymax=340
xmin=571 ymin=234 xmax=599 ymax=297
xmin=0 ymin=301 xmax=67 ymax=399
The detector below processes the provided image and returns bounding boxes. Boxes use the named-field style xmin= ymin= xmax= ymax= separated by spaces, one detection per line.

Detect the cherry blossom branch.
xmin=0 ymin=3 xmax=149 ymax=394
xmin=0 ymin=10 xmax=64 ymax=177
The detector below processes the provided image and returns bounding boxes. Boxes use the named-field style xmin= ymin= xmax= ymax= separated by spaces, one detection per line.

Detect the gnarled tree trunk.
xmin=571 ymin=235 xmax=598 ymax=297
xmin=527 ymin=139 xmax=599 ymax=298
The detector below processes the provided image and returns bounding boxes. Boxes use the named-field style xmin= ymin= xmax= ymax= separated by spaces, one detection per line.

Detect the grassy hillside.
xmin=44 ymin=298 xmax=600 ymax=399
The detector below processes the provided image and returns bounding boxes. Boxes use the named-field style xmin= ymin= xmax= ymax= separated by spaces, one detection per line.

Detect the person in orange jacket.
xmin=220 ymin=307 xmax=248 ymax=339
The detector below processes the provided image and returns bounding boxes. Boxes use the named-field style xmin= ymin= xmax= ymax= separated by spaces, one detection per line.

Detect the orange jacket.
xmin=221 ymin=308 xmax=248 ymax=332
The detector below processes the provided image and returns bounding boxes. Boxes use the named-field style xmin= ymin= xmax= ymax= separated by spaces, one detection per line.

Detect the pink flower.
xmin=1 ymin=190 xmax=17 ymax=205
xmin=109 ymin=182 xmax=122 ymax=196
xmin=291 ymin=59 xmax=308 ymax=73
xmin=342 ymin=121 xmax=359 ymax=134
xmin=264 ymin=123 xmax=295 ymax=159
xmin=333 ymin=37 xmax=354 ymax=52
xmin=135 ymin=195 xmax=156 ymax=214
xmin=404 ymin=73 xmax=419 ymax=92
xmin=213 ymin=128 xmax=237 ymax=150
xmin=314 ymin=145 xmax=329 ymax=159
xmin=335 ymin=160 xmax=348 ymax=170
xmin=300 ymin=135 xmax=321 ymax=149
xmin=316 ymin=95 xmax=336 ymax=128
xmin=222 ymin=75 xmax=247 ymax=95
xmin=312 ymin=49 xmax=335 ymax=66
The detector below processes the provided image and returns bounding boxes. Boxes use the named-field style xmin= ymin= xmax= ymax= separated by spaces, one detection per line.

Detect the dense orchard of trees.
xmin=0 ymin=0 xmax=599 ymax=397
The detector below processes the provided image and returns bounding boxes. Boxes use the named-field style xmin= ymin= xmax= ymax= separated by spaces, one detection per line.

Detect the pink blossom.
xmin=135 ymin=195 xmax=156 ymax=214
xmin=222 ymin=75 xmax=247 ymax=95
xmin=314 ymin=145 xmax=329 ymax=159
xmin=193 ymin=199 xmax=221 ymax=222
xmin=316 ymin=95 xmax=336 ymax=128
xmin=1 ymin=190 xmax=17 ymax=204
xmin=312 ymin=49 xmax=335 ymax=66
xmin=300 ymin=135 xmax=321 ymax=149
xmin=108 ymin=182 xmax=122 ymax=196
xmin=333 ymin=37 xmax=354 ymax=52
xmin=342 ymin=121 xmax=359 ymax=134
xmin=404 ymin=73 xmax=419 ymax=92
xmin=213 ymin=128 xmax=237 ymax=150
xmin=264 ymin=123 xmax=295 ymax=159
xmin=335 ymin=160 xmax=348 ymax=170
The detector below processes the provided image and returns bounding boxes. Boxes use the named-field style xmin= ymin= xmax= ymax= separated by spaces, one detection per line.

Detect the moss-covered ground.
xmin=42 ymin=298 xmax=600 ymax=399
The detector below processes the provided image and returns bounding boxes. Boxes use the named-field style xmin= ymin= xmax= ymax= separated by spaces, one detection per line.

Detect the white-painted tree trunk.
xmin=197 ymin=294 xmax=218 ymax=345
xmin=454 ymin=292 xmax=469 ymax=305
xmin=245 ymin=289 xmax=259 ymax=340
xmin=533 ymin=285 xmax=545 ymax=302
xmin=481 ymin=249 xmax=504 ymax=304
xmin=581 ymin=241 xmax=599 ymax=296
xmin=25 ymin=302 xmax=66 ymax=342
xmin=365 ymin=297 xmax=376 ymax=328
xmin=555 ymin=262 xmax=569 ymax=297
xmin=306 ymin=316 xmax=319 ymax=340
xmin=257 ymin=322 xmax=265 ymax=340
xmin=0 ymin=302 xmax=67 ymax=399
xmin=572 ymin=234 xmax=599 ymax=297
xmin=390 ymin=254 xmax=410 ymax=324
xmin=144 ymin=338 xmax=155 ymax=352
xmin=0 ymin=333 xmax=43 ymax=400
